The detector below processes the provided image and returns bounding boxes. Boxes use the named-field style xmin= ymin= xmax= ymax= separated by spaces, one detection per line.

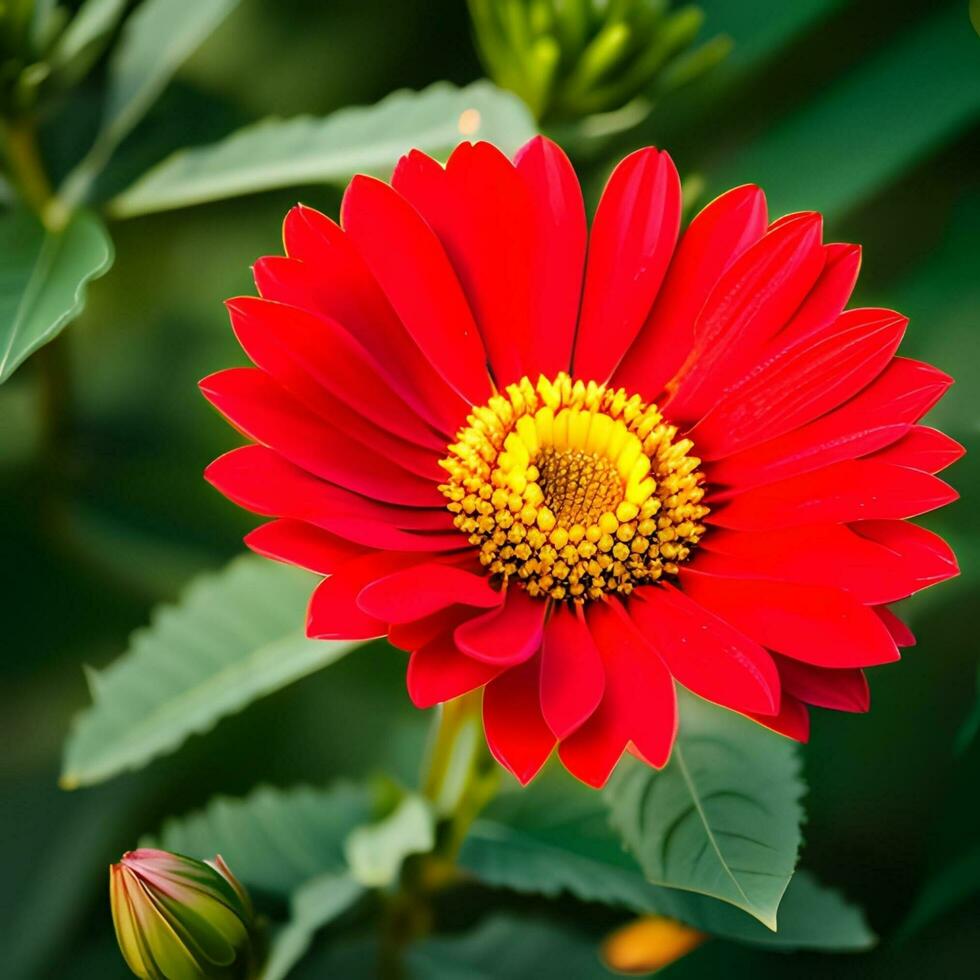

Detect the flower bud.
xmin=110 ymin=849 xmax=258 ymax=980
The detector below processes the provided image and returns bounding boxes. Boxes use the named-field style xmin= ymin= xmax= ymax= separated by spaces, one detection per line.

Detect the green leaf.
xmin=46 ymin=0 xmax=129 ymax=87
xmin=0 ymin=209 xmax=113 ymax=383
xmin=108 ymin=80 xmax=538 ymax=217
xmin=149 ymin=782 xmax=371 ymax=898
xmin=708 ymin=5 xmax=980 ymax=220
xmin=344 ymin=793 xmax=436 ymax=888
xmin=406 ymin=915 xmax=612 ymax=980
xmin=899 ymin=844 xmax=980 ymax=940
xmin=603 ymin=693 xmax=804 ymax=929
xmin=59 ymin=0 xmax=240 ymax=207
xmin=61 ymin=555 xmax=355 ymax=788
xmin=459 ymin=779 xmax=872 ymax=951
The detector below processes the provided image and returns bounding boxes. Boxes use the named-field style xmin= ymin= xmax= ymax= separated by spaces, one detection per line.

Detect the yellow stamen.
xmin=439 ymin=372 xmax=709 ymax=603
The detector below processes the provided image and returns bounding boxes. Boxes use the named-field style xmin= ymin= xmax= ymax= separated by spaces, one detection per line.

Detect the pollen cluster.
xmin=439 ymin=373 xmax=708 ymax=602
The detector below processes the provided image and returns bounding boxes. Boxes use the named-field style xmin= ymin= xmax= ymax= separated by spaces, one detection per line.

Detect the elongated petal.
xmin=875 ymin=605 xmax=916 ymax=647
xmin=629 ymin=585 xmax=779 ymax=715
xmin=454 ymin=586 xmax=546 ymax=665
xmin=245 ymin=519 xmax=368 ymax=574
xmin=341 ymin=175 xmax=491 ymax=405
xmin=772 ymin=654 xmax=869 ymax=712
xmin=539 ymin=604 xmax=605 ymax=739
xmin=615 ymin=183 xmax=768 ymax=400
xmin=358 ymin=563 xmax=502 ymax=623
xmin=407 ymin=632 xmax=504 ymax=708
xmin=514 ymin=136 xmax=586 ymax=377
xmin=573 ymin=148 xmax=681 ymax=383
xmin=865 ymin=426 xmax=965 ymax=473
xmin=680 ymin=569 xmax=899 ymax=668
xmin=744 ymin=695 xmax=810 ymax=742
xmin=710 ymin=459 xmax=958 ymax=530
xmin=394 ymin=143 xmax=534 ymax=387
xmin=852 ymin=519 xmax=959 ymax=591
xmin=483 ymin=655 xmax=555 ymax=784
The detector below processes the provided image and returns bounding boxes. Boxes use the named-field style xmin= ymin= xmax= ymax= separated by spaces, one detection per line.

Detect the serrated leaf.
xmin=148 ymin=782 xmax=371 ymax=898
xmin=108 ymin=80 xmax=538 ymax=216
xmin=61 ymin=555 xmax=355 ymax=788
xmin=344 ymin=794 xmax=435 ymax=888
xmin=59 ymin=0 xmax=240 ymax=206
xmin=459 ymin=778 xmax=871 ymax=951
xmin=709 ymin=4 xmax=980 ymax=220
xmin=0 ymin=209 xmax=113 ymax=383
xmin=603 ymin=693 xmax=804 ymax=929
xmin=147 ymin=783 xmax=371 ymax=979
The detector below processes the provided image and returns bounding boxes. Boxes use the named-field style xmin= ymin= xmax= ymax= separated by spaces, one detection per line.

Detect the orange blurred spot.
xmin=602 ymin=915 xmax=708 ymax=974
xmin=458 ymin=108 xmax=481 ymax=136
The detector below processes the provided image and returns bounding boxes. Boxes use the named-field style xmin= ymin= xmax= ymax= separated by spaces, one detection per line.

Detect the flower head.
xmin=110 ymin=849 xmax=257 ymax=980
xmin=203 ymin=137 xmax=960 ymax=788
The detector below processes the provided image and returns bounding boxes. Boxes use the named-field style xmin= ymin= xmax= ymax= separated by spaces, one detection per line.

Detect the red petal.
xmin=874 ymin=605 xmax=916 ymax=647
xmin=341 ymin=175 xmax=491 ymax=406
xmin=407 ymin=631 xmax=504 ymax=708
xmin=539 ymin=604 xmax=605 ymax=740
xmin=227 ymin=296 xmax=444 ymax=451
xmin=707 ymin=357 xmax=952 ymax=493
xmin=691 ymin=308 xmax=906 ymax=460
xmin=865 ymin=426 xmax=965 ymax=473
xmin=666 ymin=212 xmax=825 ymax=422
xmin=514 ymin=136 xmax=586 ymax=378
xmin=615 ymin=183 xmax=768 ymax=401
xmin=573 ymin=148 xmax=681 ymax=383
xmin=744 ymin=695 xmax=810 ymax=742
xmin=204 ymin=446 xmax=459 ymax=552
xmin=628 ymin=585 xmax=780 ymax=715
xmin=200 ymin=368 xmax=440 ymax=507
xmin=680 ymin=568 xmax=899 ymax=668
xmin=770 ymin=242 xmax=861 ymax=348
xmin=697 ymin=522 xmax=948 ymax=604
xmin=388 ymin=605 xmax=474 ymax=652
xmin=483 ymin=655 xmax=555 ymax=784
xmin=357 ymin=563 xmax=501 ymax=623
xmin=277 ymin=205 xmax=466 ymax=434
xmin=852 ymin=519 xmax=959 ymax=591
xmin=772 ymin=654 xmax=869 ymax=713
xmin=245 ymin=519 xmax=368 ymax=574
xmin=394 ymin=143 xmax=534 ymax=388
xmin=559 ymin=601 xmax=677 ymax=788
xmin=454 ymin=587 xmax=545 ymax=665
xmin=709 ymin=459 xmax=958 ymax=530
xmin=307 ymin=552 xmax=425 ymax=640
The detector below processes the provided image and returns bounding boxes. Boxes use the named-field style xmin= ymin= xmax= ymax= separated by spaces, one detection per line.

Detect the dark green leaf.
xmin=604 ymin=693 xmax=804 ymax=928
xmin=61 ymin=555 xmax=355 ymax=787
xmin=460 ymin=778 xmax=872 ymax=950
xmin=0 ymin=209 xmax=112 ymax=383
xmin=899 ymin=844 xmax=980 ymax=940
xmin=109 ymin=80 xmax=538 ymax=216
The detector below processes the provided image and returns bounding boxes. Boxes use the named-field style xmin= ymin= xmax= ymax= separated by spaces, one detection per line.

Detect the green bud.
xmin=110 ymin=849 xmax=258 ymax=980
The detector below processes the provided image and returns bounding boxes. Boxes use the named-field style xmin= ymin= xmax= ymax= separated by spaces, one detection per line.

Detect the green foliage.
xmin=344 ymin=794 xmax=436 ymax=888
xmin=61 ymin=555 xmax=355 ymax=788
xmin=604 ymin=693 xmax=804 ymax=929
xmin=460 ymin=777 xmax=872 ymax=951
xmin=108 ymin=80 xmax=537 ymax=216
xmin=59 ymin=0 xmax=241 ymax=207
xmin=0 ymin=208 xmax=113 ymax=383
xmin=45 ymin=0 xmax=129 ymax=90
xmin=899 ymin=844 xmax=980 ymax=940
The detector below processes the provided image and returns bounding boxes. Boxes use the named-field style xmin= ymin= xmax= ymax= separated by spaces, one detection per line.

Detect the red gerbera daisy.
xmin=202 ymin=137 xmax=961 ymax=788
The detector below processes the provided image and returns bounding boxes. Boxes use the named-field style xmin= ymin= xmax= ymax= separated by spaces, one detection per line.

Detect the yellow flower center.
xmin=439 ymin=373 xmax=709 ymax=602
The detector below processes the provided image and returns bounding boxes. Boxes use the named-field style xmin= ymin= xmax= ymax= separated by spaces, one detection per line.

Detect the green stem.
xmin=379 ymin=693 xmax=502 ymax=978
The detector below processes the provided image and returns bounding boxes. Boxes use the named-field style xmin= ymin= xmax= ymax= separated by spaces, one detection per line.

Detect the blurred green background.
xmin=2 ymin=0 xmax=978 ymax=976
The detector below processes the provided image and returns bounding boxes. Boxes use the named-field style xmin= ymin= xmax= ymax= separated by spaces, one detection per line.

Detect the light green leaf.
xmin=344 ymin=794 xmax=435 ymax=888
xmin=0 ymin=209 xmax=113 ymax=383
xmin=604 ymin=693 xmax=804 ymax=929
xmin=148 ymin=782 xmax=371 ymax=897
xmin=47 ymin=0 xmax=129 ymax=86
xmin=709 ymin=4 xmax=980 ymax=220
xmin=148 ymin=783 xmax=370 ymax=979
xmin=108 ymin=80 xmax=538 ymax=217
xmin=406 ymin=915 xmax=611 ymax=980
xmin=61 ymin=555 xmax=355 ymax=788
xmin=59 ymin=0 xmax=240 ymax=207
xmin=459 ymin=779 xmax=871 ymax=951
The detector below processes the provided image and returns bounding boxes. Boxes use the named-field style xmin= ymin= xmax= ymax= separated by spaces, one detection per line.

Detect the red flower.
xmin=202 ymin=137 xmax=961 ymax=788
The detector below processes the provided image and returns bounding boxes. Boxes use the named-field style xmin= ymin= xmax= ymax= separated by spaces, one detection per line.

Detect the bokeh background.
xmin=2 ymin=0 xmax=978 ymax=976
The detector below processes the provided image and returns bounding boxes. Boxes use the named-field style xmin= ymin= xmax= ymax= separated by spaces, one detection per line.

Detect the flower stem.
xmin=378 ymin=692 xmax=501 ymax=978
